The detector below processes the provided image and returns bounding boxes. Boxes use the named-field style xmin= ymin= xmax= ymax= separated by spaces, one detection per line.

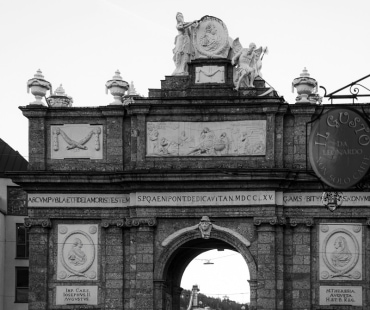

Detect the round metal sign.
xmin=309 ymin=108 xmax=370 ymax=189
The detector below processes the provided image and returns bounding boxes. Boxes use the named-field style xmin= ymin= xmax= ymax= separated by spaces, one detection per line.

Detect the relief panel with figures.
xmin=146 ymin=121 xmax=266 ymax=157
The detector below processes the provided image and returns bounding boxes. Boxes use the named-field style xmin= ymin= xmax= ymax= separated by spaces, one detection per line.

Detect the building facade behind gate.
xmin=10 ymin=15 xmax=370 ymax=310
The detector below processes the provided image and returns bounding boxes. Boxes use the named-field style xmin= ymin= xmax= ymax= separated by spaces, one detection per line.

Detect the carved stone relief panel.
xmin=146 ymin=121 xmax=266 ymax=157
xmin=51 ymin=124 xmax=103 ymax=159
xmin=192 ymin=16 xmax=230 ymax=59
xmin=57 ymin=224 xmax=98 ymax=281
xmin=195 ymin=66 xmax=225 ymax=84
xmin=319 ymin=223 xmax=362 ymax=280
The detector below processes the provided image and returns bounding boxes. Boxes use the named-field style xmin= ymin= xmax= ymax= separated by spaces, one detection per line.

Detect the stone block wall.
xmin=14 ymin=74 xmax=370 ymax=310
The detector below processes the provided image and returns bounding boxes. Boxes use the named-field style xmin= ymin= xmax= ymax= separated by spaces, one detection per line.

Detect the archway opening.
xmin=181 ymin=249 xmax=250 ymax=306
xmin=161 ymin=237 xmax=251 ymax=310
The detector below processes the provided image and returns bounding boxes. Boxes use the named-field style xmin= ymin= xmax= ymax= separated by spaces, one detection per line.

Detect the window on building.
xmin=15 ymin=267 xmax=29 ymax=303
xmin=16 ymin=224 xmax=29 ymax=258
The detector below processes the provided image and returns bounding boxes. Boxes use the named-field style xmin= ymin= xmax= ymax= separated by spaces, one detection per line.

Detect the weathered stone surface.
xmin=13 ymin=55 xmax=370 ymax=310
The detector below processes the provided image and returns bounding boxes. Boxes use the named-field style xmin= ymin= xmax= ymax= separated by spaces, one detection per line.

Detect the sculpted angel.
xmin=231 ymin=39 xmax=266 ymax=90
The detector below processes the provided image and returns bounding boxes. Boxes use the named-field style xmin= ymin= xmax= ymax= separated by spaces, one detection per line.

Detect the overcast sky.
xmin=1 ymin=0 xmax=370 ymax=158
xmin=1 ymin=0 xmax=370 ymax=304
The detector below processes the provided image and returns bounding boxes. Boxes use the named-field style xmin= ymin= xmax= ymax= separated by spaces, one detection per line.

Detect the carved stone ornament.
xmin=146 ymin=120 xmax=266 ymax=157
xmin=57 ymin=224 xmax=98 ymax=281
xmin=288 ymin=218 xmax=314 ymax=227
xmin=319 ymin=224 xmax=362 ymax=280
xmin=292 ymin=68 xmax=321 ymax=104
xmin=321 ymin=192 xmax=343 ymax=212
xmin=24 ymin=218 xmax=52 ymax=228
xmin=195 ymin=66 xmax=225 ymax=84
xmin=46 ymin=84 xmax=73 ymax=107
xmin=105 ymin=70 xmax=129 ymax=105
xmin=162 ymin=216 xmax=250 ymax=247
xmin=192 ymin=16 xmax=230 ymax=59
xmin=51 ymin=124 xmax=103 ymax=159
xmin=198 ymin=216 xmax=213 ymax=239
xmin=253 ymin=217 xmax=277 ymax=226
xmin=125 ymin=217 xmax=157 ymax=227
xmin=101 ymin=218 xmax=156 ymax=228
xmin=101 ymin=219 xmax=125 ymax=228
xmin=27 ymin=69 xmax=52 ymax=105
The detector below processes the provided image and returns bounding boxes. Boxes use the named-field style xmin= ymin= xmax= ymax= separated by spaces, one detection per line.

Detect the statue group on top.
xmin=172 ymin=13 xmax=268 ymax=90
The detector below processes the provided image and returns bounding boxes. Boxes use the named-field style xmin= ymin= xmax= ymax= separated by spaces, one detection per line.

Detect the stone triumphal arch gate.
xmin=12 ymin=14 xmax=370 ymax=310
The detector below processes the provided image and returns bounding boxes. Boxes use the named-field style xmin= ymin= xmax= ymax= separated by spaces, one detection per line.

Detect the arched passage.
xmin=154 ymin=230 xmax=256 ymax=310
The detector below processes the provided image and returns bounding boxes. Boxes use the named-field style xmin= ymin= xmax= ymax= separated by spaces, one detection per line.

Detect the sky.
xmin=181 ymin=250 xmax=250 ymax=304
xmin=1 ymin=0 xmax=370 ymax=304
xmin=1 ymin=0 xmax=370 ymax=158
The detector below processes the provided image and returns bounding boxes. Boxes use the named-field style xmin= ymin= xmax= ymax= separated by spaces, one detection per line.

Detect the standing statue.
xmin=231 ymin=39 xmax=267 ymax=90
xmin=172 ymin=13 xmax=199 ymax=76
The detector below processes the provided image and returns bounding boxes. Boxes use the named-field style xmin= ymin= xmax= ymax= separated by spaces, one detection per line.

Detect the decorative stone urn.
xmin=292 ymin=67 xmax=318 ymax=104
xmin=46 ymin=84 xmax=73 ymax=107
xmin=122 ymin=81 xmax=139 ymax=106
xmin=105 ymin=70 xmax=129 ymax=105
xmin=27 ymin=69 xmax=52 ymax=105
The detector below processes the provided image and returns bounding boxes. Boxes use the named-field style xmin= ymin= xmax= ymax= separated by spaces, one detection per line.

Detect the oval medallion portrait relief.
xmin=60 ymin=230 xmax=96 ymax=278
xmin=321 ymin=228 xmax=360 ymax=278
xmin=193 ymin=16 xmax=230 ymax=59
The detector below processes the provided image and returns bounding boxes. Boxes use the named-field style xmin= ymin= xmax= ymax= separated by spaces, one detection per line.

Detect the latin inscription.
xmin=135 ymin=191 xmax=275 ymax=206
xmin=28 ymin=194 xmax=130 ymax=207
xmin=320 ymin=286 xmax=362 ymax=306
xmin=56 ymin=286 xmax=98 ymax=305
xmin=283 ymin=192 xmax=370 ymax=206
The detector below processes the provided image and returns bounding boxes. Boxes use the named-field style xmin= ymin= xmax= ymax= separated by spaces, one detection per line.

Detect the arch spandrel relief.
xmin=147 ymin=121 xmax=266 ymax=157
xmin=57 ymin=224 xmax=98 ymax=281
xmin=319 ymin=224 xmax=362 ymax=280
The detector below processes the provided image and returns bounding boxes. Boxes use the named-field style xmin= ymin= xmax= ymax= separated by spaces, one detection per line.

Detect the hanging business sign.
xmin=309 ymin=108 xmax=370 ymax=189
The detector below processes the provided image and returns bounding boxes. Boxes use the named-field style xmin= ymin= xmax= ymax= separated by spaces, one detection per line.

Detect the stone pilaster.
xmin=172 ymin=285 xmax=183 ymax=310
xmin=127 ymin=106 xmax=150 ymax=164
xmin=24 ymin=218 xmax=51 ymax=310
xmin=101 ymin=107 xmax=125 ymax=170
xmin=135 ymin=225 xmax=155 ymax=310
xmin=254 ymin=217 xmax=277 ymax=310
xmin=275 ymin=223 xmax=285 ymax=309
xmin=289 ymin=219 xmax=313 ymax=309
xmin=153 ymin=280 xmax=166 ymax=310
xmin=137 ymin=115 xmax=146 ymax=162
xmin=263 ymin=106 xmax=278 ymax=166
xmin=21 ymin=107 xmax=48 ymax=170
xmin=248 ymin=279 xmax=258 ymax=310
xmin=102 ymin=219 xmax=125 ymax=309
xmin=124 ymin=219 xmax=156 ymax=310
xmin=289 ymin=105 xmax=317 ymax=169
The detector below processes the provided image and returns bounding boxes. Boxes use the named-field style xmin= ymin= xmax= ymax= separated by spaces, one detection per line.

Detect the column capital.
xmin=126 ymin=217 xmax=157 ymax=227
xmin=24 ymin=218 xmax=52 ymax=229
xmin=253 ymin=216 xmax=278 ymax=226
xmin=101 ymin=218 xmax=125 ymax=229
xmin=288 ymin=217 xmax=314 ymax=227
